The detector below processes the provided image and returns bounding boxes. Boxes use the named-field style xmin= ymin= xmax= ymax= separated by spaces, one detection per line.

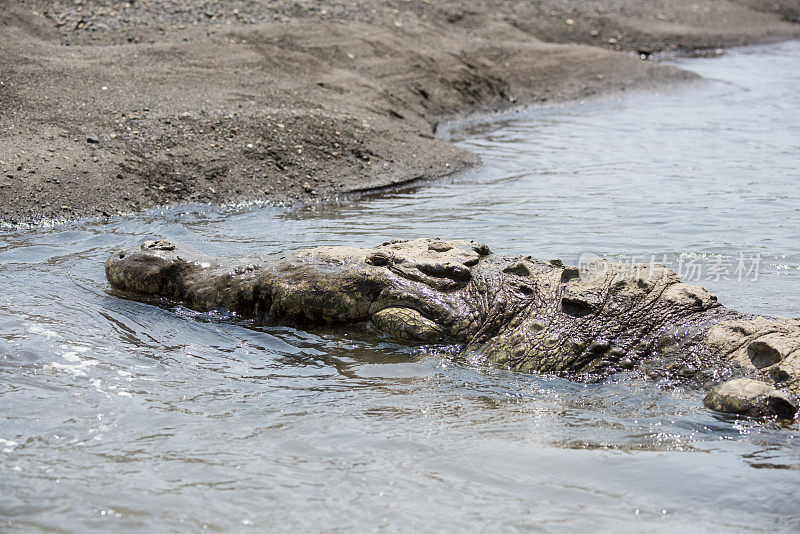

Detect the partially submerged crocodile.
xmin=106 ymin=238 xmax=800 ymax=419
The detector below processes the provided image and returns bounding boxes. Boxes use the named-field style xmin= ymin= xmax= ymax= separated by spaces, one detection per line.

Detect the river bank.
xmin=1 ymin=0 xmax=798 ymax=225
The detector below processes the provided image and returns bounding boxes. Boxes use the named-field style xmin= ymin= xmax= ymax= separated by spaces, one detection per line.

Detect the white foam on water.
xmin=25 ymin=323 xmax=59 ymax=340
xmin=1 ymin=438 xmax=18 ymax=453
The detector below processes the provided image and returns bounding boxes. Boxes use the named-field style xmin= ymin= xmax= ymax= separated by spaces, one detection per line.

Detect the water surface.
xmin=2 ymin=42 xmax=800 ymax=532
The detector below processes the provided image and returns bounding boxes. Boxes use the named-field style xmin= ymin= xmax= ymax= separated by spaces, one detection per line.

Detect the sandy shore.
xmin=1 ymin=1 xmax=798 ymax=225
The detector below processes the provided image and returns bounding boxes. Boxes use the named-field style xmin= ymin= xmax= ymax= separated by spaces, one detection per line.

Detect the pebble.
xmin=86 ymin=136 xmax=100 ymax=144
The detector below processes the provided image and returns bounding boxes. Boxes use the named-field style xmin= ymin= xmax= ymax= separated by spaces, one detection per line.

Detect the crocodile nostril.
xmin=118 ymin=253 xmax=125 ymax=259
xmin=142 ymin=240 xmax=176 ymax=251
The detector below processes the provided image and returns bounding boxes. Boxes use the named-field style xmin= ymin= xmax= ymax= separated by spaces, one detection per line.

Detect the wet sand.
xmin=1 ymin=0 xmax=798 ymax=225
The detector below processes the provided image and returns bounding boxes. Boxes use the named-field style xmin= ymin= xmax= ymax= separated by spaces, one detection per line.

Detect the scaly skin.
xmin=106 ymin=238 xmax=800 ymax=419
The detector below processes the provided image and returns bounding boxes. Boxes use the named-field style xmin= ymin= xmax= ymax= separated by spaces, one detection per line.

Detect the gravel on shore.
xmin=1 ymin=0 xmax=798 ymax=225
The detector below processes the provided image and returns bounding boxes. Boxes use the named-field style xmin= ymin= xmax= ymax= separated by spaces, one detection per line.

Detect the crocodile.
xmin=105 ymin=238 xmax=800 ymax=419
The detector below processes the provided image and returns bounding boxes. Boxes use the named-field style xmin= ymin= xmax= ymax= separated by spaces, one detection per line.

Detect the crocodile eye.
xmin=366 ymin=251 xmax=393 ymax=267
xmin=417 ymin=261 xmax=472 ymax=283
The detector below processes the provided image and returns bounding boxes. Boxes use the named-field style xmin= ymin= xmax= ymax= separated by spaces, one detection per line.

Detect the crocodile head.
xmin=106 ymin=238 xmax=494 ymax=343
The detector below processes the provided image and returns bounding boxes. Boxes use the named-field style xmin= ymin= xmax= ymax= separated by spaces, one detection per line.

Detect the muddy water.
xmin=2 ymin=42 xmax=799 ymax=532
